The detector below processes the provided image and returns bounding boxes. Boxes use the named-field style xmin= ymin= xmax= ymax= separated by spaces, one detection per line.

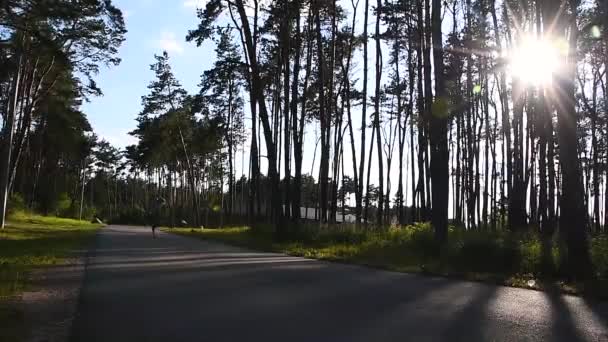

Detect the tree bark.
xmin=547 ymin=0 xmax=592 ymax=278
xmin=0 ymin=51 xmax=23 ymax=229
xmin=290 ymin=0 xmax=302 ymax=222
xmin=313 ymin=0 xmax=330 ymax=224
xmin=234 ymin=0 xmax=284 ymax=235
xmin=358 ymin=0 xmax=370 ymax=225
xmin=374 ymin=0 xmax=384 ymax=226
xmin=430 ymin=0 xmax=448 ymax=245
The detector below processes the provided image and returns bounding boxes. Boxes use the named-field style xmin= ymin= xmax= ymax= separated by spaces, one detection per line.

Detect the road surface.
xmin=71 ymin=225 xmax=608 ymax=341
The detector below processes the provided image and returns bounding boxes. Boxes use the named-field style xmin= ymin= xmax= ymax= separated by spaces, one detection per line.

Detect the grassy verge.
xmin=0 ymin=211 xmax=102 ymax=341
xmin=168 ymin=223 xmax=608 ymax=299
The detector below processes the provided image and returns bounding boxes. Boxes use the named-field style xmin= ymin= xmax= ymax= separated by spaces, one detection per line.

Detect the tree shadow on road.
xmin=440 ymin=284 xmax=498 ymax=342
xmin=543 ymin=281 xmax=607 ymax=341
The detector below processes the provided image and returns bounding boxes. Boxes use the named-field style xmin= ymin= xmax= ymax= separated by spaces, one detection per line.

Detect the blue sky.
xmin=82 ymin=0 xmax=453 ymax=210
xmin=82 ymin=0 xmax=412 ymax=207
xmin=82 ymin=0 xmax=215 ymax=148
xmin=82 ymin=0 xmax=332 ymax=184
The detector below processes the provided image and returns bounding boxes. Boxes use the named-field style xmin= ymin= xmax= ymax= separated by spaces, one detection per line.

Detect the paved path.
xmin=71 ymin=225 xmax=608 ymax=341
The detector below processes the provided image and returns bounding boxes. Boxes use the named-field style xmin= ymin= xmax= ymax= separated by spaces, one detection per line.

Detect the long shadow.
xmin=227 ymin=275 xmax=458 ymax=342
xmin=583 ymin=294 xmax=608 ymax=318
xmin=544 ymin=283 xmax=586 ymax=341
xmin=582 ymin=296 xmax=608 ymax=341
xmin=0 ymin=232 xmax=96 ymax=258
xmin=440 ymin=284 xmax=498 ymax=342
xmin=78 ymin=257 xmax=326 ymax=286
xmin=30 ymin=253 xmax=299 ymax=287
xmin=91 ymin=247 xmax=264 ymax=255
xmin=86 ymin=253 xmax=292 ymax=267
xmin=71 ymin=254 xmax=458 ymax=342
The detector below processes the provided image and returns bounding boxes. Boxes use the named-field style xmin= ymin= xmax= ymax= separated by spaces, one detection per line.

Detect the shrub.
xmin=519 ymin=238 xmax=543 ymax=275
xmin=450 ymin=233 xmax=521 ymax=274
xmin=80 ymin=205 xmax=97 ymax=221
xmin=109 ymin=206 xmax=148 ymax=225
xmin=212 ymin=221 xmax=608 ymax=283
xmin=6 ymin=193 xmax=27 ymax=215
xmin=591 ymin=236 xmax=608 ymax=279
xmin=405 ymin=223 xmax=436 ymax=255
xmin=52 ymin=192 xmax=72 ymax=217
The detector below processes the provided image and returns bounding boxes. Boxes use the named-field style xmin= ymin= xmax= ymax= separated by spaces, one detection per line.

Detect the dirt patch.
xmin=19 ymin=253 xmax=87 ymax=342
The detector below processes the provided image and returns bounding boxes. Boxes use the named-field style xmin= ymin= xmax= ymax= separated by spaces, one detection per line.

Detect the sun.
xmin=507 ymin=35 xmax=564 ymax=86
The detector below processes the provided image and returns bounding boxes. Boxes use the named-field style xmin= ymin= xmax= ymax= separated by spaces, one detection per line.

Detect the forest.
xmin=2 ymin=0 xmax=608 ymax=282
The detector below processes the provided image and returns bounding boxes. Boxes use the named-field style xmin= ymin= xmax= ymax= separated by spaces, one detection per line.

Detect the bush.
xmin=519 ymin=238 xmax=543 ymax=275
xmin=274 ymin=222 xmax=565 ymax=277
xmin=181 ymin=220 xmax=608 ymax=286
xmin=59 ymin=202 xmax=97 ymax=221
xmin=109 ymin=206 xmax=148 ymax=225
xmin=404 ymin=223 xmax=437 ymax=256
xmin=52 ymin=192 xmax=71 ymax=217
xmin=6 ymin=194 xmax=27 ymax=215
xmin=449 ymin=233 xmax=521 ymax=274
xmin=592 ymin=236 xmax=608 ymax=279
xmin=80 ymin=205 xmax=97 ymax=221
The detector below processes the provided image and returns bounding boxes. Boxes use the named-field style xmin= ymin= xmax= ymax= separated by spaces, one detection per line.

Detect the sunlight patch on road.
xmin=562 ymin=296 xmax=608 ymax=341
xmin=89 ymin=256 xmax=314 ymax=270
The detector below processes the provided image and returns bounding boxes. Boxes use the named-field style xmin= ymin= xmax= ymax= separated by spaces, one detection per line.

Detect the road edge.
xmin=20 ymin=228 xmax=101 ymax=342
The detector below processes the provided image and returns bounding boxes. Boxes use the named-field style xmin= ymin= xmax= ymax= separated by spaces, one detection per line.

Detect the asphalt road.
xmin=70 ymin=225 xmax=608 ymax=342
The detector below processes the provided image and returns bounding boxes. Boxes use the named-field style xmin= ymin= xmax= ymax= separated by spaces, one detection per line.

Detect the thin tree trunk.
xmin=314 ymin=0 xmax=329 ymax=224
xmin=291 ymin=0 xmax=302 ymax=222
xmin=416 ymin=0 xmax=426 ymax=221
xmin=282 ymin=1 xmax=292 ymax=220
xmin=374 ymin=0 xmax=384 ymax=226
xmin=344 ymin=0 xmax=360 ymax=224
xmin=358 ymin=0 xmax=370 ymax=225
xmin=364 ymin=124 xmax=376 ymax=223
xmin=0 ymin=52 xmax=23 ymax=229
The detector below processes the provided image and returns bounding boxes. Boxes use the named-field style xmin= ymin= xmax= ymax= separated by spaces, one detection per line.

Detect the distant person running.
xmin=149 ymin=196 xmax=166 ymax=238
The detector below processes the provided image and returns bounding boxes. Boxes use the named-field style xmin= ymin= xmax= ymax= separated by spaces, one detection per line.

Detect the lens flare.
xmin=508 ymin=36 xmax=563 ymax=86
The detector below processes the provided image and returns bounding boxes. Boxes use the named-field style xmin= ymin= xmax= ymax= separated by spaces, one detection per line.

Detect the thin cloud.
xmin=156 ymin=31 xmax=184 ymax=55
xmin=183 ymin=0 xmax=206 ymax=8
xmin=105 ymin=132 xmax=138 ymax=149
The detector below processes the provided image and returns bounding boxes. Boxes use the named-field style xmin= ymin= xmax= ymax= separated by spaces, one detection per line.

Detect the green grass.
xmin=168 ymin=223 xmax=608 ymax=298
xmin=0 ymin=211 xmax=102 ymax=341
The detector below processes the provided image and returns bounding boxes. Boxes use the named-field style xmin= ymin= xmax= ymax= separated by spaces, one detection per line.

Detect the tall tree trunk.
xmin=291 ymin=0 xmax=303 ymax=222
xmin=79 ymin=162 xmax=86 ymax=221
xmin=235 ymin=0 xmax=284 ymax=235
xmin=430 ymin=0 xmax=448 ymax=244
xmin=358 ymin=0 xmax=370 ymax=225
xmin=0 ymin=52 xmax=23 ymax=229
xmin=604 ymin=1 xmax=608 ymax=231
xmin=329 ymin=0 xmax=340 ymax=223
xmin=416 ymin=0 xmax=426 ymax=221
xmin=374 ymin=0 xmax=384 ymax=226
xmin=510 ymin=79 xmax=527 ymax=229
xmin=295 ymin=10 xmax=313 ymax=224
xmin=344 ymin=0 xmax=359 ymax=225
xmin=282 ymin=1 xmax=292 ymax=220
xmin=423 ymin=0 xmax=433 ymax=221
xmin=364 ymin=125 xmax=376 ymax=223
xmin=590 ymin=78 xmax=600 ymax=232
xmin=537 ymin=0 xmax=549 ymax=233
xmin=491 ymin=0 xmax=512 ymax=229
xmin=314 ymin=0 xmax=330 ymax=224
xmin=546 ymin=0 xmax=591 ymax=277
xmin=248 ymin=82 xmax=259 ymax=220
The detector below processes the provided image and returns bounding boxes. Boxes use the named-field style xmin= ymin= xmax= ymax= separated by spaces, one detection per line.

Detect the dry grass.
xmin=0 ymin=211 xmax=101 ymax=341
